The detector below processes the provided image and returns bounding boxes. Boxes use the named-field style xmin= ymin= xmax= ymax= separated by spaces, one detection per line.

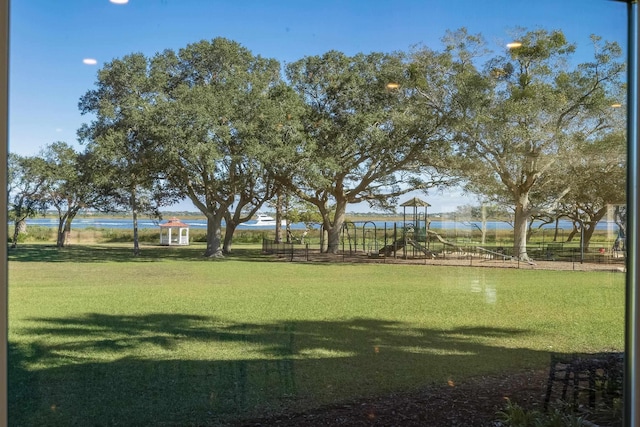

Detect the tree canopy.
xmin=148 ymin=38 xmax=298 ymax=256
xmin=447 ymin=29 xmax=625 ymax=259
xmin=9 ymin=29 xmax=625 ymax=258
xmin=279 ymin=49 xmax=457 ymax=253
xmin=79 ymin=53 xmax=181 ymax=255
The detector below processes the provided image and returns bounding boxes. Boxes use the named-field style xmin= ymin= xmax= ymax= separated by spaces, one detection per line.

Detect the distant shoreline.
xmin=67 ymin=212 xmax=410 ymax=222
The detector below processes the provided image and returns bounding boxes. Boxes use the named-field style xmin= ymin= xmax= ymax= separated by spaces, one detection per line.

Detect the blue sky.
xmin=9 ymin=0 xmax=628 ymax=212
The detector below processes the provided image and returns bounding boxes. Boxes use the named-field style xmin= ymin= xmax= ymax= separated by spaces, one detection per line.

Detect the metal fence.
xmin=262 ymin=239 xmax=309 ymax=261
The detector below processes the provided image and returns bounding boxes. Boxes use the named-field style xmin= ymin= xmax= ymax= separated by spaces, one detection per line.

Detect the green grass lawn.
xmin=8 ymin=243 xmax=625 ymax=426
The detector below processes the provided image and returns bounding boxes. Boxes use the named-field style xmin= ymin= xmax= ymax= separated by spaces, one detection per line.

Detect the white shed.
xmin=159 ymin=217 xmax=190 ymax=246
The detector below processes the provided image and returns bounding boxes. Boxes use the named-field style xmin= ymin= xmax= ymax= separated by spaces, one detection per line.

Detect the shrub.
xmin=233 ymin=230 xmax=267 ymax=244
xmin=496 ymin=399 xmax=590 ymax=427
xmin=7 ymin=225 xmax=53 ymax=243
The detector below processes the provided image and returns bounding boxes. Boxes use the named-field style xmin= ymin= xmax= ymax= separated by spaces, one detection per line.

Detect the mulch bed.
xmin=237 ymin=369 xmax=550 ymax=427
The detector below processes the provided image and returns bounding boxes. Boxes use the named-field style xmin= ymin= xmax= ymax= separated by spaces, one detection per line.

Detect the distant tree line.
xmin=8 ymin=28 xmax=626 ymax=259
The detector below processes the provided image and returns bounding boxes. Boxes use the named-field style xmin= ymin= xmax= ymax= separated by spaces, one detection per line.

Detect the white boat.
xmin=245 ymin=213 xmax=286 ymax=227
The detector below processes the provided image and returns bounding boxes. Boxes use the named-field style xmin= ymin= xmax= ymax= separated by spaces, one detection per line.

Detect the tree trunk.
xmin=512 ymin=193 xmax=530 ymax=261
xmin=60 ymin=212 xmax=78 ymax=247
xmin=326 ymin=225 xmax=341 ymax=254
xmin=553 ymin=217 xmax=560 ymax=242
xmin=275 ymin=191 xmax=283 ymax=244
xmin=56 ymin=215 xmax=67 ymax=248
xmin=284 ymin=193 xmax=292 ymax=244
xmin=56 ymin=211 xmax=76 ymax=248
xmin=223 ymin=222 xmax=237 ymax=254
xmin=582 ymin=223 xmax=596 ymax=252
xmin=285 ymin=222 xmax=292 ymax=243
xmin=204 ymin=214 xmax=224 ymax=258
xmin=480 ymin=203 xmax=487 ymax=245
xmin=614 ymin=205 xmax=626 ymax=250
xmin=566 ymin=222 xmax=579 ymax=243
xmin=10 ymin=219 xmax=26 ymax=248
xmin=130 ymin=187 xmax=140 ymax=256
xmin=62 ymin=217 xmax=72 ymax=247
xmin=325 ymin=199 xmax=347 ymax=254
xmin=132 ymin=209 xmax=140 ymax=256
xmin=582 ymin=207 xmax=608 ymax=251
xmin=614 ymin=205 xmax=626 ymax=239
xmin=11 ymin=227 xmax=18 ymax=248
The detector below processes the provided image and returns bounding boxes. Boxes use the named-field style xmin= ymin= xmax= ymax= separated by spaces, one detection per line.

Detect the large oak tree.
xmin=280 ymin=50 xmax=456 ymax=253
xmin=7 ymin=153 xmax=47 ymax=248
xmin=37 ymin=142 xmax=122 ymax=247
xmin=449 ymin=29 xmax=625 ymax=260
xmin=151 ymin=38 xmax=296 ymax=257
xmin=556 ymin=128 xmax=626 ymax=250
xmin=79 ymin=54 xmax=177 ymax=255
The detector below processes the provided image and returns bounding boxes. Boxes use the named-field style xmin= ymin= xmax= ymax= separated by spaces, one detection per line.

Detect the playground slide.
xmin=378 ymin=231 xmax=458 ymax=257
xmin=406 ymin=240 xmax=436 ymax=258
xmin=475 ymin=246 xmax=536 ymax=265
xmin=425 ymin=229 xmax=459 ymax=248
xmin=378 ymin=239 xmax=435 ymax=257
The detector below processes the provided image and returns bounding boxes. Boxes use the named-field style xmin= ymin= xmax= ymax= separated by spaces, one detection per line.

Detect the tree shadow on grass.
xmin=7 ymin=244 xmax=278 ymax=263
xmin=10 ymin=313 xmax=557 ymax=426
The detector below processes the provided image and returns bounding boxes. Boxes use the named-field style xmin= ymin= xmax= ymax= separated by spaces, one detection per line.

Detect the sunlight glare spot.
xmin=507 ymin=42 xmax=522 ymax=49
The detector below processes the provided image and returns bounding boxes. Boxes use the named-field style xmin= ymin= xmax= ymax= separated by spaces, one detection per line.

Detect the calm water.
xmin=19 ymin=217 xmax=617 ymax=232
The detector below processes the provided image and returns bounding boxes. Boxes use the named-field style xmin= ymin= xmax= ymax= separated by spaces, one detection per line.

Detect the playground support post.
xmin=362 ymin=221 xmax=378 ymax=256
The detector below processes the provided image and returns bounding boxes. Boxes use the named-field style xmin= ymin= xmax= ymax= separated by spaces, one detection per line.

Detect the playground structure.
xmin=263 ymin=197 xmax=626 ymax=267
xmin=321 ymin=197 xmax=470 ymax=261
xmin=375 ymin=197 xmax=436 ymax=258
